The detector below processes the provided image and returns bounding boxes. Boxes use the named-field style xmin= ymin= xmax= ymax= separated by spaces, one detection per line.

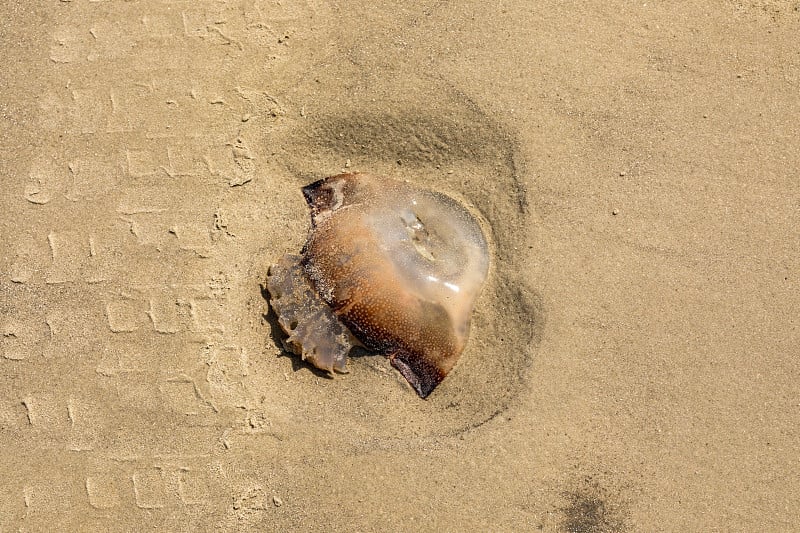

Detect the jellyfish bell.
xmin=266 ymin=172 xmax=489 ymax=398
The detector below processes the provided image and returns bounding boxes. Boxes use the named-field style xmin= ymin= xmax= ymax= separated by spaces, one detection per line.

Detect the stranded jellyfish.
xmin=266 ymin=172 xmax=489 ymax=398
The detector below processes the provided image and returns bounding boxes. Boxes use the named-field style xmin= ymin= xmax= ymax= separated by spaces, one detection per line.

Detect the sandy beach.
xmin=2 ymin=1 xmax=798 ymax=530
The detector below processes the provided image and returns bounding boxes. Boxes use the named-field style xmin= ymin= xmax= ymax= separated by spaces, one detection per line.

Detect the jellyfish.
xmin=266 ymin=172 xmax=489 ymax=398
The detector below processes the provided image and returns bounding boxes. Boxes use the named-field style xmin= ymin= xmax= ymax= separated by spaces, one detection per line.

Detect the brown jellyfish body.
xmin=266 ymin=172 xmax=489 ymax=398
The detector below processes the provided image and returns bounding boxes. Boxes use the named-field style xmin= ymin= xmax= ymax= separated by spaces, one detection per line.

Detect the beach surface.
xmin=2 ymin=1 xmax=798 ymax=530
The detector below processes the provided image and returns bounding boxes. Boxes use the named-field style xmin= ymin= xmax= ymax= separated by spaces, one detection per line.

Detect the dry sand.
xmin=2 ymin=0 xmax=799 ymax=531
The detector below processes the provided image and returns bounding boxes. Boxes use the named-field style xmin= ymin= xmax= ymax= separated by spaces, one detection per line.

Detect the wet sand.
xmin=2 ymin=1 xmax=799 ymax=530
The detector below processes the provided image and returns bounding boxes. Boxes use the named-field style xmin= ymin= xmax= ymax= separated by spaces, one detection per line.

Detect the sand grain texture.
xmin=1 ymin=0 xmax=798 ymax=531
